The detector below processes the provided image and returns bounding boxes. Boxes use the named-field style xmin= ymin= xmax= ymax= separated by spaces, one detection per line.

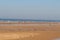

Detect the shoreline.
xmin=0 ymin=22 xmax=60 ymax=31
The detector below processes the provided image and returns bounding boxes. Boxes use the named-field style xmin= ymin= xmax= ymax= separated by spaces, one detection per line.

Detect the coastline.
xmin=0 ymin=21 xmax=60 ymax=31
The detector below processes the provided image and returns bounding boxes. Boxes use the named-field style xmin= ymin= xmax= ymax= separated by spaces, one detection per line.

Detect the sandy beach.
xmin=0 ymin=22 xmax=60 ymax=40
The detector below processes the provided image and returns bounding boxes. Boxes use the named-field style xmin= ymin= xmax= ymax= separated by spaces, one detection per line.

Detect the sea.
xmin=0 ymin=19 xmax=60 ymax=22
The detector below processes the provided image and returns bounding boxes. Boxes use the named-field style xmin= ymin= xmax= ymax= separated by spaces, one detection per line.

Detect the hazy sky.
xmin=0 ymin=0 xmax=60 ymax=20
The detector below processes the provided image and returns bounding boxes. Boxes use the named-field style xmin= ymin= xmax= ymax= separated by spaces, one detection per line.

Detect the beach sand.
xmin=0 ymin=22 xmax=60 ymax=40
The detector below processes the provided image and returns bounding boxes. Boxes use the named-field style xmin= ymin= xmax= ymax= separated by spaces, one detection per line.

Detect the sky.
xmin=0 ymin=0 xmax=60 ymax=20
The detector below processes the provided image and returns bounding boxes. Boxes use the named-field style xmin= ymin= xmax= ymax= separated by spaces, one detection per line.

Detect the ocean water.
xmin=0 ymin=19 xmax=60 ymax=22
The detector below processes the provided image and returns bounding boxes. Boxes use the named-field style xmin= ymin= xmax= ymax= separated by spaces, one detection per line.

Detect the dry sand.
xmin=0 ymin=22 xmax=60 ymax=40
